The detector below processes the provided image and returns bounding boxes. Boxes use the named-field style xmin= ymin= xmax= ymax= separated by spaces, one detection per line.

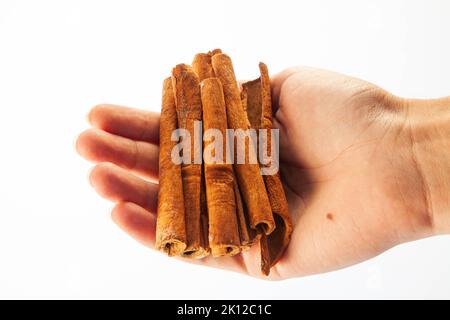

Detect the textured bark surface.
xmin=157 ymin=52 xmax=292 ymax=275
xmin=201 ymin=78 xmax=241 ymax=257
xmin=171 ymin=64 xmax=209 ymax=258
xmin=242 ymin=63 xmax=293 ymax=275
xmin=155 ymin=78 xmax=187 ymax=256
xmin=211 ymin=54 xmax=275 ymax=236
xmin=192 ymin=49 xmax=221 ymax=82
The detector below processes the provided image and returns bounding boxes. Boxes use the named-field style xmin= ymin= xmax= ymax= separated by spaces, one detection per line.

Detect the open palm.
xmin=76 ymin=67 xmax=432 ymax=280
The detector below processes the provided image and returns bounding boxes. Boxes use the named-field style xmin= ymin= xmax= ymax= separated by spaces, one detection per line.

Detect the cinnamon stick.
xmin=200 ymin=165 xmax=209 ymax=252
xmin=156 ymin=78 xmax=187 ymax=256
xmin=211 ymin=54 xmax=275 ymax=236
xmin=192 ymin=50 xmax=257 ymax=249
xmin=192 ymin=53 xmax=219 ymax=256
xmin=171 ymin=64 xmax=209 ymax=258
xmin=233 ymin=173 xmax=260 ymax=250
xmin=192 ymin=49 xmax=222 ymax=81
xmin=157 ymin=52 xmax=291 ymax=275
xmin=201 ymin=78 xmax=241 ymax=256
xmin=242 ymin=63 xmax=293 ymax=275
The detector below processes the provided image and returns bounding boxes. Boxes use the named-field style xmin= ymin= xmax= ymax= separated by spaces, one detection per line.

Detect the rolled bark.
xmin=171 ymin=64 xmax=209 ymax=258
xmin=211 ymin=54 xmax=275 ymax=236
xmin=157 ymin=51 xmax=291 ymax=275
xmin=192 ymin=49 xmax=222 ymax=81
xmin=232 ymin=172 xmax=260 ymax=249
xmin=241 ymin=62 xmax=293 ymax=275
xmin=200 ymin=166 xmax=209 ymax=252
xmin=193 ymin=50 xmax=220 ymax=252
xmin=201 ymin=78 xmax=241 ymax=257
xmin=155 ymin=78 xmax=187 ymax=256
xmin=193 ymin=50 xmax=257 ymax=249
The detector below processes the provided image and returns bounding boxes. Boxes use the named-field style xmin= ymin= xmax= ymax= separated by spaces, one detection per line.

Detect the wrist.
xmin=405 ymin=97 xmax=450 ymax=235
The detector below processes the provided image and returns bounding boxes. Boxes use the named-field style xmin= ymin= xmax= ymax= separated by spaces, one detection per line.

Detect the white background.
xmin=0 ymin=0 xmax=449 ymax=299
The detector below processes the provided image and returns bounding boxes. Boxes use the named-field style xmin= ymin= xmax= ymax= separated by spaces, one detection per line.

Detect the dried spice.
xmin=241 ymin=63 xmax=293 ymax=275
xmin=201 ymin=78 xmax=241 ymax=256
xmin=171 ymin=64 xmax=209 ymax=258
xmin=157 ymin=51 xmax=293 ymax=275
xmin=155 ymin=78 xmax=187 ymax=256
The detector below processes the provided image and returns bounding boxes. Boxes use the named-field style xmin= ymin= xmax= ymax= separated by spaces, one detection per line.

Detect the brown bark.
xmin=192 ymin=50 xmax=258 ymax=249
xmin=201 ymin=78 xmax=241 ymax=256
xmin=155 ymin=78 xmax=187 ymax=256
xmin=192 ymin=49 xmax=222 ymax=81
xmin=241 ymin=63 xmax=293 ymax=275
xmin=171 ymin=64 xmax=209 ymax=258
xmin=157 ymin=52 xmax=292 ymax=275
xmin=233 ymin=172 xmax=260 ymax=250
xmin=191 ymin=50 xmax=223 ymax=255
xmin=211 ymin=54 xmax=275 ymax=236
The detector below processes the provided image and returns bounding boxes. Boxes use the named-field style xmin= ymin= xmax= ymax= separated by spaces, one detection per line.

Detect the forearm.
xmin=406 ymin=97 xmax=450 ymax=235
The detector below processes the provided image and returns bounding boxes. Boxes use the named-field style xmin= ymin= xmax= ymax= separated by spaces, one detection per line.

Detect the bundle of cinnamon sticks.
xmin=156 ymin=50 xmax=293 ymax=275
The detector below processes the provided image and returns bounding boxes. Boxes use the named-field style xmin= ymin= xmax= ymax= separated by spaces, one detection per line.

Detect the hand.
xmin=76 ymin=67 xmax=445 ymax=280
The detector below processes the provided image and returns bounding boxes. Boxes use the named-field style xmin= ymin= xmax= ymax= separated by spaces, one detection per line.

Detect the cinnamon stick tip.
xmin=182 ymin=247 xmax=210 ymax=259
xmin=193 ymin=49 xmax=222 ymax=64
xmin=210 ymin=48 xmax=222 ymax=55
xmin=171 ymin=63 xmax=194 ymax=75
xmin=256 ymin=221 xmax=275 ymax=236
xmin=211 ymin=245 xmax=241 ymax=257
xmin=211 ymin=52 xmax=231 ymax=64
xmin=158 ymin=240 xmax=187 ymax=257
xmin=258 ymin=62 xmax=268 ymax=72
xmin=193 ymin=53 xmax=209 ymax=61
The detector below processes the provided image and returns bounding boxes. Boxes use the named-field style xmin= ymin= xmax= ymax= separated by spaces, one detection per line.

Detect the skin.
xmin=76 ymin=67 xmax=450 ymax=280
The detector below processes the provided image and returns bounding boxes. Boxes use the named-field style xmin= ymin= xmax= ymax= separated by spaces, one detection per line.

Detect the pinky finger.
xmin=111 ymin=202 xmax=156 ymax=248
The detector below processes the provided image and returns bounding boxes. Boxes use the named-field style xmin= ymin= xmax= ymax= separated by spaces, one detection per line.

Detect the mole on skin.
xmin=326 ymin=213 xmax=334 ymax=221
